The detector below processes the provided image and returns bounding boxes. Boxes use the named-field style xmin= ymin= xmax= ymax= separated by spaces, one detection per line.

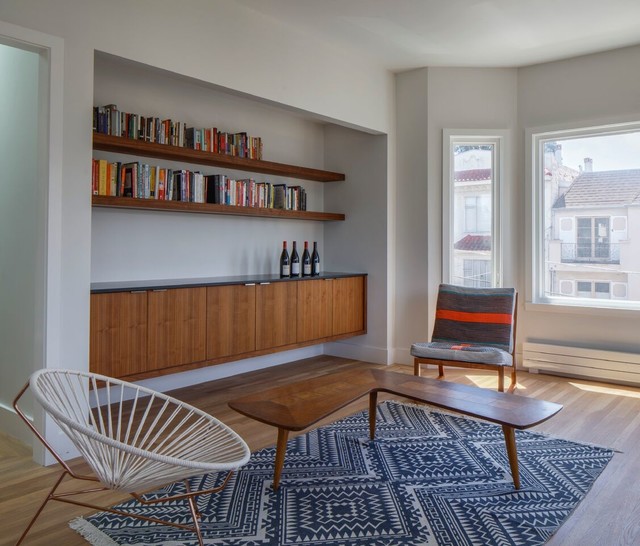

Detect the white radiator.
xmin=523 ymin=342 xmax=640 ymax=386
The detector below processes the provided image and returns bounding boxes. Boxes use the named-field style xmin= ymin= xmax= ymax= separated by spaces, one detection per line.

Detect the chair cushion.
xmin=432 ymin=284 xmax=516 ymax=353
xmin=411 ymin=341 xmax=513 ymax=366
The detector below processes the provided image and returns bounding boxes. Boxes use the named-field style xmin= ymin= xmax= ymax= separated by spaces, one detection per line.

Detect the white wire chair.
xmin=13 ymin=368 xmax=251 ymax=546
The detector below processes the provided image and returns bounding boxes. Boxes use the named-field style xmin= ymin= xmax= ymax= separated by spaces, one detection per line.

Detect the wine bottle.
xmin=302 ymin=241 xmax=311 ymax=277
xmin=279 ymin=241 xmax=290 ymax=278
xmin=311 ymin=241 xmax=320 ymax=276
xmin=291 ymin=241 xmax=300 ymax=277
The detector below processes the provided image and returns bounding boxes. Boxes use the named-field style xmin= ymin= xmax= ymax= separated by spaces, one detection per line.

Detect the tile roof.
xmin=454 ymin=234 xmax=492 ymax=251
xmin=454 ymin=169 xmax=492 ymax=182
xmin=554 ymin=169 xmax=640 ymax=208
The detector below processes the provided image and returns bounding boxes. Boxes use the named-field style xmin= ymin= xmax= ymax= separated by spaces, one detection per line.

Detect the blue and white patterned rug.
xmin=71 ymin=400 xmax=613 ymax=546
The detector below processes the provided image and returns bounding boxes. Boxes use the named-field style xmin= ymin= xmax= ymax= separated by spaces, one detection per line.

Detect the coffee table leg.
xmin=273 ymin=428 xmax=289 ymax=491
xmin=369 ymin=391 xmax=378 ymax=440
xmin=502 ymin=425 xmax=520 ymax=489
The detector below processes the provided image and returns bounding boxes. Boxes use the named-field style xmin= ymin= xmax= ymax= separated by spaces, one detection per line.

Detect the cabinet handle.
xmin=259 ymin=282 xmax=271 ymax=285
xmin=244 ymin=283 xmax=256 ymax=286
xmin=152 ymin=289 xmax=168 ymax=292
xmin=130 ymin=290 xmax=147 ymax=294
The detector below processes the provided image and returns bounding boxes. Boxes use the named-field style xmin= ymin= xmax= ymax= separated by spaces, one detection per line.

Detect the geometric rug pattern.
xmin=71 ymin=400 xmax=613 ymax=546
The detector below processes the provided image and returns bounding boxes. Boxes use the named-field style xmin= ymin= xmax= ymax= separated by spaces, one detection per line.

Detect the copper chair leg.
xmin=15 ymin=470 xmax=69 ymax=546
xmin=184 ymin=479 xmax=204 ymax=546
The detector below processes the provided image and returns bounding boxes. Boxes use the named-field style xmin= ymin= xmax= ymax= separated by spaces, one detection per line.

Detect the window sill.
xmin=525 ymin=300 xmax=640 ymax=318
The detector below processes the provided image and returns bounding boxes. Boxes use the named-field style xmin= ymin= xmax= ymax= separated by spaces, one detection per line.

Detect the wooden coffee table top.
xmin=228 ymin=368 xmax=562 ymax=432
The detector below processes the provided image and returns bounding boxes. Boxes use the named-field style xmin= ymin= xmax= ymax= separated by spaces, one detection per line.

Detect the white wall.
xmin=0 ymin=43 xmax=39 ymax=429
xmin=394 ymin=68 xmax=430 ymax=363
xmin=518 ymin=44 xmax=640 ymax=353
xmin=0 ymin=0 xmax=395 ymax=432
xmin=393 ymin=67 xmax=518 ymax=364
xmin=92 ymin=53 xmax=327 ymax=282
xmin=324 ymin=126 xmax=390 ymax=363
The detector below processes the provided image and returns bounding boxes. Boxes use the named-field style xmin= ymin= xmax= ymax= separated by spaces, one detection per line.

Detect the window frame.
xmin=442 ymin=129 xmax=507 ymax=288
xmin=527 ymin=119 xmax=640 ymax=314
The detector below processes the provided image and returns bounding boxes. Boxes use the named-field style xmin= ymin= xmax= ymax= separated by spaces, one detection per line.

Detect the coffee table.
xmin=228 ymin=368 xmax=562 ymax=490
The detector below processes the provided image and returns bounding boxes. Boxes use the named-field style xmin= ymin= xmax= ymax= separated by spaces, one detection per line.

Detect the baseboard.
xmin=324 ymin=340 xmax=390 ymax=365
xmin=0 ymin=403 xmax=33 ymax=447
xmin=392 ymin=347 xmax=414 ymax=366
xmin=136 ymin=345 xmax=325 ymax=394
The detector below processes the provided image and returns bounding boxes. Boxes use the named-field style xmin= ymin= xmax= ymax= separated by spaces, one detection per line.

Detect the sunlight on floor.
xmin=569 ymin=382 xmax=640 ymax=399
xmin=464 ymin=374 xmax=526 ymax=391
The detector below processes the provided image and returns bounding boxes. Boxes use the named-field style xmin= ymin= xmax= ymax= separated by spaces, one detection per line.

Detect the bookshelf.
xmin=92 ymin=133 xmax=346 ymax=221
xmin=94 ymin=134 xmax=345 ymax=182
xmin=92 ymin=195 xmax=345 ymax=221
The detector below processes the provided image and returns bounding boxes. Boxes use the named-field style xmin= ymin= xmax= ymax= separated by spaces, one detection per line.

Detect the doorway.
xmin=0 ymin=38 xmax=47 ymax=445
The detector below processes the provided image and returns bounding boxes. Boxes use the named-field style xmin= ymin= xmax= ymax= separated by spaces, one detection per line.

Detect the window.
xmin=464 ymin=196 xmax=491 ymax=233
xmin=529 ymin=121 xmax=640 ymax=309
xmin=576 ymin=217 xmax=610 ymax=259
xmin=576 ymin=281 xmax=610 ymax=299
xmin=463 ymin=259 xmax=491 ymax=288
xmin=443 ymin=130 xmax=506 ymax=288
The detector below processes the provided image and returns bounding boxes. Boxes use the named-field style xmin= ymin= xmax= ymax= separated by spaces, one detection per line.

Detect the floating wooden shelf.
xmin=93 ymin=133 xmax=345 ymax=182
xmin=92 ymin=196 xmax=346 ymax=221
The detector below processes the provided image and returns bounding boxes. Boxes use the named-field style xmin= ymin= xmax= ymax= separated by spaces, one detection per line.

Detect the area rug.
xmin=70 ymin=400 xmax=613 ymax=546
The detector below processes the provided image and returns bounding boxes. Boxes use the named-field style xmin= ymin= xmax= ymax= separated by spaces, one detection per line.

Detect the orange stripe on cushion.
xmin=436 ymin=309 xmax=512 ymax=324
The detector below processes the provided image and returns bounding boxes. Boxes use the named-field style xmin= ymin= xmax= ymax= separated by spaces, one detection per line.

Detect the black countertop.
xmin=91 ymin=271 xmax=367 ymax=293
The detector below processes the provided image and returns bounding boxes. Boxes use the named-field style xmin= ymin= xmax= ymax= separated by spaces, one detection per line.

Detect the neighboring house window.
xmin=529 ymin=122 xmax=640 ymax=310
xmin=464 ymin=196 xmax=491 ymax=233
xmin=576 ymin=281 xmax=610 ymax=299
xmin=463 ymin=259 xmax=491 ymax=288
xmin=576 ymin=217 xmax=610 ymax=259
xmin=443 ymin=130 xmax=507 ymax=287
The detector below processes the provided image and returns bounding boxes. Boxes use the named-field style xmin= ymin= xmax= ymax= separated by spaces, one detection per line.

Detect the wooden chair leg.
xmin=437 ymin=365 xmax=445 ymax=379
xmin=497 ymin=368 xmax=505 ymax=392
xmin=508 ymin=366 xmax=517 ymax=393
xmin=414 ymin=358 xmax=421 ymax=377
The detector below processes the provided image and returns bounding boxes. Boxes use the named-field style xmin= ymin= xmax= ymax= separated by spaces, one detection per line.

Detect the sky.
xmin=559 ymin=131 xmax=640 ymax=172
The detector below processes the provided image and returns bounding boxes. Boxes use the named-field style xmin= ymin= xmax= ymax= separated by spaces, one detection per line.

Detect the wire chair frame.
xmin=13 ymin=368 xmax=251 ymax=546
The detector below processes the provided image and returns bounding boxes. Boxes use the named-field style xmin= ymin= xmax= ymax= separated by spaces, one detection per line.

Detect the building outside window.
xmin=443 ymin=130 xmax=506 ymax=288
xmin=530 ymin=123 xmax=640 ymax=309
xmin=462 ymin=259 xmax=491 ymax=288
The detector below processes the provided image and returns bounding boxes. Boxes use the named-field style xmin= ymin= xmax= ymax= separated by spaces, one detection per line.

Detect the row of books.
xmin=93 ymin=104 xmax=264 ymax=159
xmin=91 ymin=159 xmax=307 ymax=210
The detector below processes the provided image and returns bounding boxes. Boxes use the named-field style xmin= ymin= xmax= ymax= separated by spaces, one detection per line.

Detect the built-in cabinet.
xmin=147 ymin=287 xmax=207 ymax=371
xmin=90 ymin=274 xmax=366 ymax=380
xmin=90 ymin=290 xmax=148 ymax=378
xmin=206 ymin=284 xmax=256 ymax=360
xmin=255 ymin=282 xmax=298 ymax=351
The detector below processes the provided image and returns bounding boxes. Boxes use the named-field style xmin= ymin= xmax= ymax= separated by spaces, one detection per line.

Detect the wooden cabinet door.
xmin=255 ymin=282 xmax=297 ymax=350
xmin=90 ymin=291 xmax=148 ymax=378
xmin=147 ymin=287 xmax=207 ymax=370
xmin=207 ymin=284 xmax=256 ymax=359
xmin=333 ymin=276 xmax=366 ymax=336
xmin=297 ymin=279 xmax=333 ymax=342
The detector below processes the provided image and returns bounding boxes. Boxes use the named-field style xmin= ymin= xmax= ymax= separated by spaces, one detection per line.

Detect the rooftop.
xmin=553 ymin=169 xmax=640 ymax=208
xmin=454 ymin=234 xmax=492 ymax=251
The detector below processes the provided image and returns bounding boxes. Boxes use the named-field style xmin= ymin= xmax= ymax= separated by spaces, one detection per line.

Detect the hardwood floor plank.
xmin=1 ymin=356 xmax=639 ymax=545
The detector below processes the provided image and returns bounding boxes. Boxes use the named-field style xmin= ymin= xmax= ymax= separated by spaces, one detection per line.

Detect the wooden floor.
xmin=2 ymin=355 xmax=640 ymax=545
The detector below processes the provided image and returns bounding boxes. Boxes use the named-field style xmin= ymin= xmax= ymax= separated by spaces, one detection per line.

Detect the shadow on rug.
xmin=71 ymin=400 xmax=613 ymax=546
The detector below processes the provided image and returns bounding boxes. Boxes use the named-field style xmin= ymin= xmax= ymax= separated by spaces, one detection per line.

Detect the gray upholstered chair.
xmin=411 ymin=284 xmax=518 ymax=392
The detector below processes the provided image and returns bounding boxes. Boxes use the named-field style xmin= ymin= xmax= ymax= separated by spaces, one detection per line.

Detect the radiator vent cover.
xmin=523 ymin=342 xmax=640 ymax=386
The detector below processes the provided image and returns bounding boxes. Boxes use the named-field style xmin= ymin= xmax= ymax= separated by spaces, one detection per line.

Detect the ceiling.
xmin=235 ymin=0 xmax=640 ymax=71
